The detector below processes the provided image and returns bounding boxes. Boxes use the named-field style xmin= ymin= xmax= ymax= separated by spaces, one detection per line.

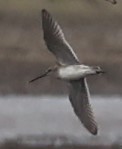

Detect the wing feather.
xmin=69 ymin=78 xmax=98 ymax=135
xmin=42 ymin=9 xmax=79 ymax=65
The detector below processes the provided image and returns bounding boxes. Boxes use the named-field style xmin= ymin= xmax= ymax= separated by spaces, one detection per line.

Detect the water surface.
xmin=0 ymin=95 xmax=122 ymax=146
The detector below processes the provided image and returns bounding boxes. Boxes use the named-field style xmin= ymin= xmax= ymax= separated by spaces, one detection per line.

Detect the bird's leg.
xmin=29 ymin=66 xmax=54 ymax=83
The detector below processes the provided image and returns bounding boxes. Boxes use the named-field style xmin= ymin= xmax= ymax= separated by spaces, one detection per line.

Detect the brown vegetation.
xmin=0 ymin=0 xmax=122 ymax=95
xmin=0 ymin=139 xmax=120 ymax=149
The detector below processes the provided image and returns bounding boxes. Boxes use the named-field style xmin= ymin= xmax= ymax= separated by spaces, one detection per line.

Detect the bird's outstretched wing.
xmin=42 ymin=9 xmax=79 ymax=65
xmin=69 ymin=78 xmax=98 ymax=135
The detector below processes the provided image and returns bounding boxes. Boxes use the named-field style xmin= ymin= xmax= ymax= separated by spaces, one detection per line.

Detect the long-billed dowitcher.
xmin=30 ymin=9 xmax=104 ymax=135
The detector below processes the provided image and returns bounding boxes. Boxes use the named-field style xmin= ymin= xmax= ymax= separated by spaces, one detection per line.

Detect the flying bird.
xmin=30 ymin=9 xmax=104 ymax=135
xmin=105 ymin=0 xmax=117 ymax=4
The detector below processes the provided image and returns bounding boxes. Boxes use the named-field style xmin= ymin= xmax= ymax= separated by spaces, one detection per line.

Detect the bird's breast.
xmin=58 ymin=65 xmax=86 ymax=80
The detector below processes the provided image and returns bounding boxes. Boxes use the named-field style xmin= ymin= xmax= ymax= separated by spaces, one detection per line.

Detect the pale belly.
xmin=58 ymin=65 xmax=87 ymax=80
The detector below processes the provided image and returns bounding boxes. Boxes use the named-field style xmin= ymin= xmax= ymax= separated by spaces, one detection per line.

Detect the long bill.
xmin=29 ymin=68 xmax=52 ymax=83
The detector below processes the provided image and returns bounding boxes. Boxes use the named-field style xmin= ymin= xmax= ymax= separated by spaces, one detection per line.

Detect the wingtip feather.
xmin=42 ymin=9 xmax=50 ymax=17
xmin=91 ymin=127 xmax=98 ymax=135
xmin=42 ymin=9 xmax=47 ymax=13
